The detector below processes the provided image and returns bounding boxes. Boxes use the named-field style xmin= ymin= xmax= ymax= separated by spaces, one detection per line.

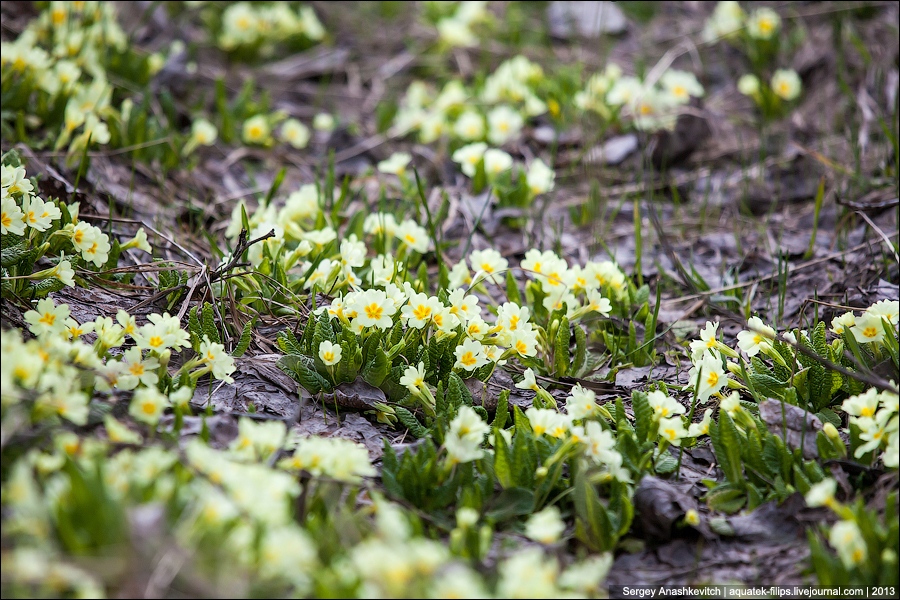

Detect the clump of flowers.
xmin=575 ymin=64 xmax=705 ymax=131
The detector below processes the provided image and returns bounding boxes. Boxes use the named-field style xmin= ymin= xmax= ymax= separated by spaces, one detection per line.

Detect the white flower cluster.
xmin=702 ymin=2 xmax=781 ymax=42
xmin=217 ymin=2 xmax=324 ymax=52
xmin=393 ymin=54 xmax=546 ymax=144
xmin=575 ymin=63 xmax=705 ymax=131
xmin=830 ymin=300 xmax=899 ymax=345
xmin=0 ymin=2 xmax=158 ymax=157
xmin=842 ymin=388 xmax=898 ymax=466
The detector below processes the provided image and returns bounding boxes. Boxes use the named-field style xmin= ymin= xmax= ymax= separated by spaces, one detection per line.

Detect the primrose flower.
xmin=445 ymin=432 xmax=485 ymax=464
xmin=720 ymin=391 xmax=742 ymax=417
xmin=313 ymin=112 xmax=336 ymax=132
xmin=487 ymin=105 xmax=524 ymax=145
xmin=584 ymin=290 xmax=612 ymax=316
xmin=805 ymin=478 xmax=837 ymax=508
xmin=437 ymin=17 xmax=477 ymax=47
xmin=129 ymin=387 xmax=170 ymax=425
xmin=454 ymin=338 xmax=489 ymax=371
xmin=2 ymin=165 xmax=34 ymax=196
xmin=647 ymin=390 xmax=686 ymax=421
xmin=469 ymin=248 xmax=508 ymax=283
xmin=850 ymin=312 xmax=886 ymax=344
xmin=582 ymin=420 xmax=618 ymax=463
xmin=843 ymin=388 xmax=881 ymax=418
xmin=866 ymin=300 xmax=899 ymax=326
xmin=242 ymin=115 xmax=271 ymax=145
xmin=348 ymin=289 xmax=396 ymax=329
xmin=738 ymin=74 xmax=761 ymax=96
xmin=452 ymin=142 xmax=488 ymax=177
xmin=395 ymin=219 xmax=429 ymax=253
xmin=509 ymin=327 xmax=539 ymax=358
xmin=81 ymin=230 xmax=111 ymax=267
xmin=830 ymin=520 xmax=867 ymax=568
xmin=831 ymin=311 xmax=856 ymax=335
xmin=402 ymin=292 xmax=440 ymax=329
xmin=399 ymin=361 xmax=428 ymax=396
xmin=117 ymin=347 xmax=160 ymax=390
xmin=771 ymin=69 xmax=801 ymax=101
xmin=450 ymin=406 xmax=491 ymax=444
xmin=526 ymin=407 xmax=566 ymax=437
xmin=22 ymin=195 xmax=60 ymax=232
xmin=658 ymin=416 xmax=687 ymax=446
xmin=105 ymin=415 xmax=142 ymax=445
xmin=464 ymin=316 xmax=490 ymax=340
xmin=363 ymin=213 xmax=398 ymax=238
xmin=703 ymin=0 xmax=745 ymax=41
xmin=736 ymin=316 xmax=776 ymax=357
xmin=853 ymin=410 xmax=894 ymax=458
xmin=660 ymin=70 xmax=704 ymax=104
xmin=45 ymin=256 xmax=75 ymax=287
xmin=122 ymin=228 xmax=151 ymax=253
xmin=279 ymin=118 xmax=310 ymax=149
xmin=199 ymin=337 xmax=236 ymax=382
xmin=483 ymin=148 xmax=514 ymax=179
xmin=566 ymin=384 xmax=599 ymax=420
xmin=515 ymin=368 xmax=539 ymax=392
xmin=1 ymin=195 xmax=26 ymax=235
xmin=689 ymin=351 xmax=727 ymax=403
xmin=64 ymin=317 xmax=94 ymax=341
xmin=525 ymin=506 xmax=565 ymax=544
xmin=184 ymin=118 xmax=218 ymax=154
xmin=454 ymin=110 xmax=485 ymax=141
xmin=431 ymin=305 xmax=460 ymax=332
xmin=71 ymin=222 xmax=102 ymax=256
xmin=690 ymin=321 xmax=721 ymax=361
xmin=526 ymin=158 xmax=555 ymax=196
xmin=318 ymin=340 xmax=342 ymax=366
xmin=688 ymin=408 xmax=714 ymax=437
xmin=24 ymin=298 xmax=70 ymax=338
xmin=747 ymin=7 xmax=781 ymax=40
xmin=446 ymin=288 xmax=482 ymax=321
xmin=377 ymin=152 xmax=411 ymax=176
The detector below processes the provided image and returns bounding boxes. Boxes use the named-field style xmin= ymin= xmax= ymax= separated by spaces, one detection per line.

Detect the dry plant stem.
xmin=660 ymin=233 xmax=899 ymax=306
xmin=856 ymin=210 xmax=900 ymax=265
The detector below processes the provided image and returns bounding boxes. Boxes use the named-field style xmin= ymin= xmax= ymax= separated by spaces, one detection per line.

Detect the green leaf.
xmin=277 ymin=355 xmax=330 ymax=394
xmin=395 ymin=407 xmax=427 ymax=438
xmin=506 ymin=270 xmax=522 ymax=305
xmin=276 ymin=327 xmax=303 ymax=356
xmin=201 ymin=302 xmax=221 ymax=344
xmin=231 ymin=315 xmax=256 ymax=357
xmin=706 ymin=482 xmax=746 ymax=514
xmin=574 ymin=466 xmax=613 ymax=552
xmin=447 ymin=372 xmax=471 ymax=411
xmin=572 ymin=325 xmax=587 ymax=376
xmin=361 ymin=347 xmax=389 ymax=387
xmin=485 ymin=487 xmax=534 ymax=522
xmin=491 ymin=390 xmax=510 ymax=429
xmin=632 ymin=390 xmax=653 ymax=444
xmin=555 ymin=316 xmax=571 ymax=377
xmin=188 ymin=306 xmax=202 ymax=352
xmin=493 ymin=429 xmax=513 ymax=488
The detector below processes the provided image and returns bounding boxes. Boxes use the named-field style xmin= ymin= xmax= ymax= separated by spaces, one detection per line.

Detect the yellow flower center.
xmin=149 ymin=336 xmax=164 ymax=348
xmin=760 ymin=19 xmax=773 ymax=33
xmin=413 ymin=305 xmax=431 ymax=320
xmin=461 ymin=351 xmax=476 ymax=367
xmin=323 ymin=351 xmax=335 ymax=362
xmin=28 ymin=211 xmax=37 ymax=223
xmin=39 ymin=312 xmax=56 ymax=326
xmin=404 ymin=234 xmax=416 ymax=244
xmin=863 ymin=327 xmax=878 ymax=338
xmin=2 ymin=213 xmax=11 ymax=227
xmin=433 ymin=313 xmax=444 ymax=327
xmin=508 ymin=315 xmax=519 ymax=330
xmin=861 ymin=407 xmax=874 ymax=417
xmin=480 ymin=263 xmax=494 ymax=273
xmin=364 ymin=303 xmax=383 ymax=321
xmin=753 ymin=334 xmax=763 ymax=344
xmin=515 ymin=340 xmax=528 ymax=354
xmin=129 ymin=363 xmax=145 ymax=376
xmin=664 ymin=428 xmax=676 ymax=439
xmin=852 ymin=548 xmax=864 ymax=563
xmin=142 ymin=401 xmax=157 ymax=415
xmin=707 ymin=372 xmax=719 ymax=386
